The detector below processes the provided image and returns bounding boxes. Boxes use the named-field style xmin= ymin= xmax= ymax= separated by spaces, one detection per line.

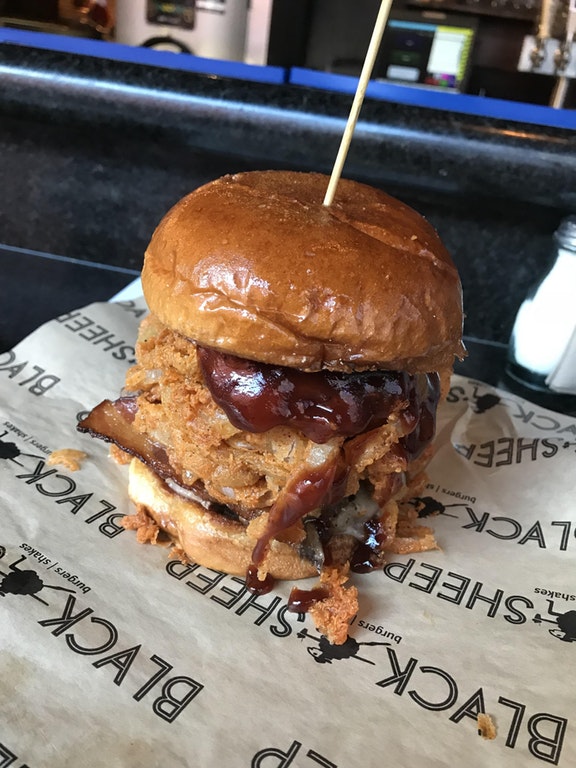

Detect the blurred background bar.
xmin=0 ymin=0 xmax=575 ymax=398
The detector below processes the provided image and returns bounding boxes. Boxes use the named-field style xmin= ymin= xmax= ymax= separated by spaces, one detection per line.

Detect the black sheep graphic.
xmin=297 ymin=627 xmax=390 ymax=665
xmin=533 ymin=600 xmax=576 ymax=643
xmin=473 ymin=393 xmax=502 ymax=414
xmin=409 ymin=496 xmax=472 ymax=520
xmin=0 ymin=555 xmax=75 ymax=606
xmin=0 ymin=431 xmax=44 ymax=464
xmin=0 ymin=438 xmax=20 ymax=460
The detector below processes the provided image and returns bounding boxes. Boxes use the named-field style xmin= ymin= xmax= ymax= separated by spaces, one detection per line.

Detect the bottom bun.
xmin=127 ymin=458 xmax=318 ymax=580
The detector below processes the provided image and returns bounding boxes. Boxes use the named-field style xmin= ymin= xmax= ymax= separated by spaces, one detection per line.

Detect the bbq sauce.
xmin=247 ymin=459 xmax=342 ymax=594
xmin=245 ymin=564 xmax=275 ymax=595
xmin=350 ymin=517 xmax=388 ymax=573
xmin=251 ymin=462 xmax=339 ymax=563
xmin=198 ymin=346 xmax=415 ymax=444
xmin=312 ymin=498 xmax=388 ymax=574
xmin=287 ymin=586 xmax=329 ymax=613
xmin=399 ymin=372 xmax=440 ymax=461
xmin=214 ymin=358 xmax=440 ymax=593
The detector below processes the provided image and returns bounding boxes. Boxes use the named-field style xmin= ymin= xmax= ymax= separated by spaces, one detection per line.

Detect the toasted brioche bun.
xmin=141 ymin=170 xmax=464 ymax=373
xmin=128 ymin=458 xmax=318 ymax=579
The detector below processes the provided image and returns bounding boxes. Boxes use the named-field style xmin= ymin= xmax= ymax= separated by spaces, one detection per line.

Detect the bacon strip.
xmin=77 ymin=398 xmax=174 ymax=482
xmin=77 ymin=398 xmax=246 ymax=520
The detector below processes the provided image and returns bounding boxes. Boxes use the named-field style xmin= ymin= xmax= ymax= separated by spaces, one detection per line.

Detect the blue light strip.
xmin=290 ymin=67 xmax=576 ymax=130
xmin=0 ymin=26 xmax=574 ymax=129
xmin=0 ymin=26 xmax=287 ymax=84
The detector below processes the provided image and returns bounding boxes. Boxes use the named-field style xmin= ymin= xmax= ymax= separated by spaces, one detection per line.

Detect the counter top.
xmin=1 ymin=36 xmax=574 ymax=210
xmin=1 ymin=33 xmax=575 ymax=350
xmin=0 ymin=244 xmax=137 ymax=351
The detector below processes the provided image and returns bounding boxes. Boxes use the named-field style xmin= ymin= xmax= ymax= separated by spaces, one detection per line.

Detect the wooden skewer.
xmin=323 ymin=0 xmax=394 ymax=207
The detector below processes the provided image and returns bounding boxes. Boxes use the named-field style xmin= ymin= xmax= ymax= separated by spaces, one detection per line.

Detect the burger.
xmin=78 ymin=170 xmax=464 ymax=643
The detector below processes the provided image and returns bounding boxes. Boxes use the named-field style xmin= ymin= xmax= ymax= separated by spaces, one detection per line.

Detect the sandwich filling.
xmin=79 ymin=314 xmax=441 ymax=584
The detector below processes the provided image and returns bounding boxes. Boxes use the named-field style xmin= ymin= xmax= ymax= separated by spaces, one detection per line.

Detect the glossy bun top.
xmin=142 ymin=170 xmax=464 ymax=373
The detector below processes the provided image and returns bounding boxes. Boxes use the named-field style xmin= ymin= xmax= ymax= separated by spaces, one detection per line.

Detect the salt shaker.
xmin=505 ymin=215 xmax=576 ymax=415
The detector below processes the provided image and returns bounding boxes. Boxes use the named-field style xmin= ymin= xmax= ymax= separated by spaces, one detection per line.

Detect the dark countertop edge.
xmin=290 ymin=67 xmax=576 ymax=132
xmin=0 ymin=27 xmax=575 ymax=130
xmin=2 ymin=40 xmax=574 ymax=138
xmin=0 ymin=242 xmax=140 ymax=275
xmin=1 ymin=42 xmax=575 ymax=208
xmin=0 ymin=26 xmax=289 ymax=85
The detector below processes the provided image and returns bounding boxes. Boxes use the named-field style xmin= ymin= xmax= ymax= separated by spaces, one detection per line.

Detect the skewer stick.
xmin=323 ymin=0 xmax=394 ymax=207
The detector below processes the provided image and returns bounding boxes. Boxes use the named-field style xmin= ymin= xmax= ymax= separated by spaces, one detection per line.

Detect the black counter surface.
xmin=0 ymin=244 xmax=138 ymax=350
xmin=0 ymin=39 xmax=575 ymax=351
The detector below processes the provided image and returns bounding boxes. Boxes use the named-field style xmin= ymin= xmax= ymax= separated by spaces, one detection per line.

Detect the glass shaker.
xmin=505 ymin=215 xmax=576 ymax=416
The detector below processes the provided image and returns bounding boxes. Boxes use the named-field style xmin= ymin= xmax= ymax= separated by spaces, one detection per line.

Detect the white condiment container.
xmin=506 ymin=216 xmax=576 ymax=412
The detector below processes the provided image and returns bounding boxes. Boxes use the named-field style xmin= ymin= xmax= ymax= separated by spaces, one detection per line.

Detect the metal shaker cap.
xmin=554 ymin=215 xmax=576 ymax=250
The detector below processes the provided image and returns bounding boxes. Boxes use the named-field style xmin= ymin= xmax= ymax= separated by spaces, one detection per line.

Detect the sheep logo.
xmin=0 ymin=553 xmax=75 ymax=607
xmin=533 ymin=600 xmax=576 ymax=644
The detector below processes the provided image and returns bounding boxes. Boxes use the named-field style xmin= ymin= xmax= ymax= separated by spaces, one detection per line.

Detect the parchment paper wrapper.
xmin=1 ymin=298 xmax=575 ymax=767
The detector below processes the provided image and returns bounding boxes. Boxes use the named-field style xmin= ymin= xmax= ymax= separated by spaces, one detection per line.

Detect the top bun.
xmin=142 ymin=171 xmax=464 ymax=373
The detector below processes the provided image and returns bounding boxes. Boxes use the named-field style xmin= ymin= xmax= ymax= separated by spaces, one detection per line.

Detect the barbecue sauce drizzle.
xmin=197 ymin=346 xmax=436 ymax=445
xmin=198 ymin=346 xmax=441 ymax=597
